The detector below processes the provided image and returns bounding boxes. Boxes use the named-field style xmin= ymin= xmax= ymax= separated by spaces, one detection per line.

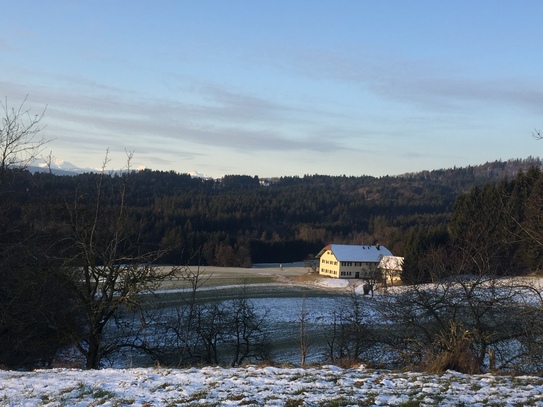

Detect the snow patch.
xmin=2 ymin=365 xmax=543 ymax=406
xmin=314 ymin=277 xmax=349 ymax=289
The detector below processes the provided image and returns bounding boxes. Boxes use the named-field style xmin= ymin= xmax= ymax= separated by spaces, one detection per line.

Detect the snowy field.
xmin=2 ymin=364 xmax=543 ymax=406
xmin=5 ymin=268 xmax=543 ymax=405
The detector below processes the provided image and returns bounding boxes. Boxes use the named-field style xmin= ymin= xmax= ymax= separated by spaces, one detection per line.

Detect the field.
xmin=125 ymin=263 xmax=354 ymax=367
xmin=156 ymin=262 xmax=331 ymax=290
xmin=152 ymin=263 xmax=353 ymax=305
xmin=5 ymin=266 xmax=543 ymax=406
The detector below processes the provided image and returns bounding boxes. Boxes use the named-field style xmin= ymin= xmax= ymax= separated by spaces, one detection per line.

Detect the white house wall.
xmin=337 ymin=261 xmax=379 ymax=279
xmin=318 ymin=252 xmax=381 ymax=279
xmin=319 ymin=250 xmax=340 ymax=277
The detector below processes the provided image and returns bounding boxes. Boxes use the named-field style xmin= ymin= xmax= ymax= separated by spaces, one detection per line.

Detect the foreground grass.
xmin=2 ymin=364 xmax=543 ymax=406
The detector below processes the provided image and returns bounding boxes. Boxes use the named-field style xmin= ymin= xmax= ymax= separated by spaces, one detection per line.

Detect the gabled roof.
xmin=316 ymin=244 xmax=392 ymax=262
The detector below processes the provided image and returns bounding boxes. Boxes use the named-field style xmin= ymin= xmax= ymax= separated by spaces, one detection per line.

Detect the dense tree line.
xmin=403 ymin=165 xmax=543 ymax=283
xmin=12 ymin=157 xmax=542 ymax=269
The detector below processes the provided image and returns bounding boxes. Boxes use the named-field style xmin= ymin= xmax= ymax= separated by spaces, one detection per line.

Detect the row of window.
xmin=320 ymin=268 xmax=338 ymax=276
xmin=341 ymin=261 xmax=371 ymax=267
xmin=322 ymin=259 xmax=338 ymax=266
xmin=321 ymin=270 xmax=358 ymax=278
xmin=340 ymin=271 xmax=355 ymax=277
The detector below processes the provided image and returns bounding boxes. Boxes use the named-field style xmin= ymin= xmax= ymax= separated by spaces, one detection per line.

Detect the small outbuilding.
xmin=378 ymin=255 xmax=404 ymax=287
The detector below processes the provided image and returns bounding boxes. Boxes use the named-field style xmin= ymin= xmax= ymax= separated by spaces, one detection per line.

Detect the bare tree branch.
xmin=60 ymin=153 xmax=178 ymax=369
xmin=0 ymin=96 xmax=49 ymax=177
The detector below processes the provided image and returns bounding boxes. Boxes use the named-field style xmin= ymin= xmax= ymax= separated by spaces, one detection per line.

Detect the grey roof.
xmin=317 ymin=244 xmax=392 ymax=262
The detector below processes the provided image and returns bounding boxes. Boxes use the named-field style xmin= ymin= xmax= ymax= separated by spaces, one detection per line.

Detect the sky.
xmin=2 ymin=1 xmax=543 ymax=178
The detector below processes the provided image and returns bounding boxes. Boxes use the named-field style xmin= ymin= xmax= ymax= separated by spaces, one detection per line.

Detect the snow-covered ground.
xmin=5 ymin=272 xmax=543 ymax=406
xmin=2 ymin=364 xmax=543 ymax=406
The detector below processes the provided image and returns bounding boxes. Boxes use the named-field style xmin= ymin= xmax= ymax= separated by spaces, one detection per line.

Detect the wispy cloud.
xmin=2 ymin=75 xmax=349 ymax=165
xmin=267 ymin=45 xmax=543 ymax=116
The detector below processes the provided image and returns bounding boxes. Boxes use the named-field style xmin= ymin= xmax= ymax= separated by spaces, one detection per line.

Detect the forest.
xmin=9 ymin=156 xmax=542 ymax=267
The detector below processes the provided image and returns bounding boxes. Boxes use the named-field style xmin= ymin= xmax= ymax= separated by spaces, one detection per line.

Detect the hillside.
xmin=13 ymin=157 xmax=541 ymax=265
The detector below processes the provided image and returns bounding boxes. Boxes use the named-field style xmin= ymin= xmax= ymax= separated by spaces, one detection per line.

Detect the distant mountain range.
xmin=28 ymin=157 xmax=91 ymax=175
xmin=28 ymin=158 xmax=214 ymax=178
xmin=28 ymin=158 xmax=98 ymax=175
xmin=28 ymin=157 xmax=543 ymax=180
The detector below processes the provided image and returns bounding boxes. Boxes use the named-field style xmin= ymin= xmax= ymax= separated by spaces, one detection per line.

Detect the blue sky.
xmin=2 ymin=1 xmax=543 ymax=177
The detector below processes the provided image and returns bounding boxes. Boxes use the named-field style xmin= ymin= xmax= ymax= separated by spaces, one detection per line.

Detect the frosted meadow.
xmin=4 ymin=268 xmax=543 ymax=406
xmin=3 ymin=364 xmax=543 ymax=406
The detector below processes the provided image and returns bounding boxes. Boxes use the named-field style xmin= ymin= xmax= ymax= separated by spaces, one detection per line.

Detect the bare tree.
xmin=363 ymin=262 xmax=382 ymax=297
xmin=304 ymin=255 xmax=318 ymax=273
xmin=299 ymin=294 xmax=309 ymax=366
xmin=229 ymin=287 xmax=270 ymax=366
xmin=166 ymin=262 xmax=211 ymax=367
xmin=60 ymin=152 xmax=176 ymax=369
xmin=374 ymin=242 xmax=543 ymax=374
xmin=194 ymin=302 xmax=228 ymax=364
xmin=326 ymin=287 xmax=373 ymax=365
xmin=0 ymin=96 xmax=47 ymax=178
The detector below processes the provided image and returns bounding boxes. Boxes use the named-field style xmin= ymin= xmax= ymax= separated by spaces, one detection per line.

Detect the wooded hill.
xmin=8 ymin=157 xmax=541 ymax=267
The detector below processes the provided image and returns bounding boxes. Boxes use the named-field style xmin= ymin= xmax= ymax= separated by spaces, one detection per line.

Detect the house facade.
xmin=316 ymin=244 xmax=393 ymax=279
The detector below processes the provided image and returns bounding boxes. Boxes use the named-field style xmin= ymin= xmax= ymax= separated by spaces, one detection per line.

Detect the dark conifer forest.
xmin=7 ymin=157 xmax=542 ymax=267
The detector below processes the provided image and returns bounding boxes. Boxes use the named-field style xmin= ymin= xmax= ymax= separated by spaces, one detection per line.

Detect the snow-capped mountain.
xmin=27 ymin=158 xmax=211 ymax=178
xmin=36 ymin=157 xmax=82 ymax=171
xmin=29 ymin=157 xmax=97 ymax=175
xmin=188 ymin=170 xmax=213 ymax=179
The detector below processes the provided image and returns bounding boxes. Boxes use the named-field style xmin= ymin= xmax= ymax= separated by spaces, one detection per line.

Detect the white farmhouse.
xmin=316 ymin=244 xmax=393 ymax=279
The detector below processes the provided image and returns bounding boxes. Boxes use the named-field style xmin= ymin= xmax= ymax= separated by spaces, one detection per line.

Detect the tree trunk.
xmin=86 ymin=337 xmax=101 ymax=369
